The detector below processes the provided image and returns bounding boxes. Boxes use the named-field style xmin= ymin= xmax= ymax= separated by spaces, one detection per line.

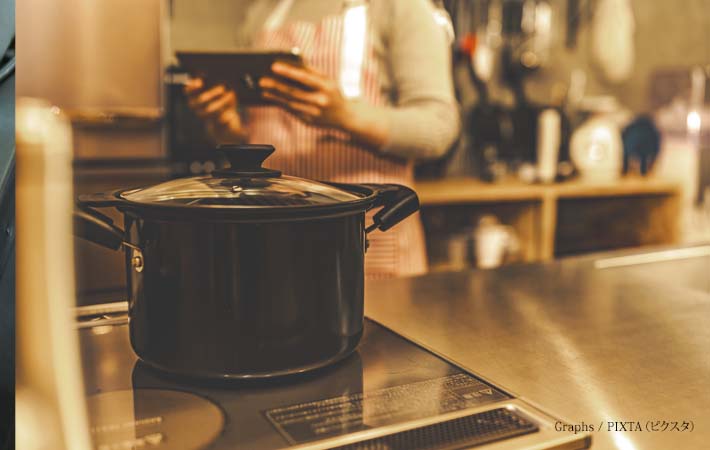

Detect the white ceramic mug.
xmin=474 ymin=216 xmax=519 ymax=269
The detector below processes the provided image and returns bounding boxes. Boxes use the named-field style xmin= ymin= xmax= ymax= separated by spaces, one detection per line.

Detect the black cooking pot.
xmin=74 ymin=144 xmax=419 ymax=379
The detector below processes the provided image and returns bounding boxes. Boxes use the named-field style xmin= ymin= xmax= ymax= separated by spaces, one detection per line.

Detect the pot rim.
xmin=81 ymin=183 xmax=380 ymax=222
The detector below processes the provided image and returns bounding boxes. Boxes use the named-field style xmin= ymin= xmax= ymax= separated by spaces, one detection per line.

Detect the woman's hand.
xmin=260 ymin=62 xmax=389 ymax=149
xmin=259 ymin=62 xmax=353 ymax=130
xmin=184 ymin=78 xmax=246 ymax=143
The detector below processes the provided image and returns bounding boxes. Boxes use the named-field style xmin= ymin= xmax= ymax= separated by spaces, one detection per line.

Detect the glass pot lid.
xmin=120 ymin=144 xmax=364 ymax=208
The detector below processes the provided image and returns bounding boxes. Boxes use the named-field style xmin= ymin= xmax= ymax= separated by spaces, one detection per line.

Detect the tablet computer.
xmin=176 ymin=50 xmax=306 ymax=105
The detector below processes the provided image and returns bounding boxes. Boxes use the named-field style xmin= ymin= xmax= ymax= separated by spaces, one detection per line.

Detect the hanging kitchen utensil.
xmin=591 ymin=0 xmax=635 ymax=83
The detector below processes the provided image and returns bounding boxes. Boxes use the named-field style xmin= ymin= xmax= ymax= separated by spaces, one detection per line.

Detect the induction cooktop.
xmin=77 ymin=303 xmax=590 ymax=450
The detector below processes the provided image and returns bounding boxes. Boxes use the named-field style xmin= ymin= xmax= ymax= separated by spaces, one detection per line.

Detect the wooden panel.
xmin=555 ymin=194 xmax=680 ymax=256
xmin=539 ymin=195 xmax=557 ymax=260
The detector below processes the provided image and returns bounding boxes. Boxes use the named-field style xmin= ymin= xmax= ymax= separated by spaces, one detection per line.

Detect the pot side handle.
xmin=363 ymin=184 xmax=420 ymax=233
xmin=73 ymin=209 xmax=124 ymax=251
xmin=77 ymin=191 xmax=124 ymax=208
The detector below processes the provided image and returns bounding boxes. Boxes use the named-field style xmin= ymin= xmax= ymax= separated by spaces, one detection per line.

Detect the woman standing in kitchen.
xmin=186 ymin=0 xmax=459 ymax=278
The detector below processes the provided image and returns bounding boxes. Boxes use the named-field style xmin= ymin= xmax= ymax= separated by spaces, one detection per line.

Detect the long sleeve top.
xmin=241 ymin=0 xmax=461 ymax=160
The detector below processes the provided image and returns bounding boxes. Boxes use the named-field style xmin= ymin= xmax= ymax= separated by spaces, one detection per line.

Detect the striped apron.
xmin=247 ymin=0 xmax=427 ymax=278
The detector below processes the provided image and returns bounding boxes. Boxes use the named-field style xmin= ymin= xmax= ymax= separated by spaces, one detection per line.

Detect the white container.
xmin=570 ymin=116 xmax=623 ymax=182
xmin=473 ymin=216 xmax=519 ymax=269
xmin=536 ymin=108 xmax=561 ymax=183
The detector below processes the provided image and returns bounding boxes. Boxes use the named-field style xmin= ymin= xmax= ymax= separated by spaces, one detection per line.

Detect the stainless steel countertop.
xmin=365 ymin=245 xmax=710 ymax=450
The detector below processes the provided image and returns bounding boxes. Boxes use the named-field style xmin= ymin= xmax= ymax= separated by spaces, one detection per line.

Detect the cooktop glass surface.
xmin=80 ymin=317 xmax=511 ymax=449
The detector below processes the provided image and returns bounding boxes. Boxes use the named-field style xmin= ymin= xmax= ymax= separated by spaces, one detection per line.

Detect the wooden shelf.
xmin=415 ymin=176 xmax=682 ymax=269
xmin=415 ymin=178 xmax=542 ymax=204
xmin=415 ymin=176 xmax=681 ymax=204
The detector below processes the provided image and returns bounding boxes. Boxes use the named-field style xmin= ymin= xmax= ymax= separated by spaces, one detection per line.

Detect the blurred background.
xmin=15 ymin=0 xmax=710 ymax=301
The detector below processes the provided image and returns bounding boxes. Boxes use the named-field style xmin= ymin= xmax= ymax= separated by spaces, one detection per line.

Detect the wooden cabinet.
xmin=415 ymin=177 xmax=681 ymax=271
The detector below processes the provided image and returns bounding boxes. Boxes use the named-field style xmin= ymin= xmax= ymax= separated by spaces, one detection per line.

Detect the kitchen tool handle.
xmin=73 ymin=208 xmax=125 ymax=251
xmin=364 ymin=184 xmax=420 ymax=233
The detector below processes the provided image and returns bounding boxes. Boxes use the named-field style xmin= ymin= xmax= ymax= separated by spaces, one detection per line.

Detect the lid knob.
xmin=213 ymin=144 xmax=282 ymax=178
